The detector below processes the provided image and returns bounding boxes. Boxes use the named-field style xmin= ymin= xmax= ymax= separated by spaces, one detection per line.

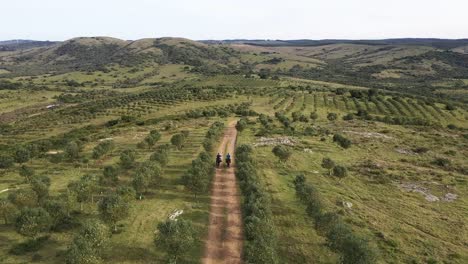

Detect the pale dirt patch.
xmin=253 ymin=136 xmax=296 ymax=147
xmin=399 ymin=183 xmax=458 ymax=202
xmin=344 ymin=130 xmax=393 ymax=140
xmin=46 ymin=150 xmax=63 ymax=155
xmin=395 ymin=148 xmax=417 ymax=155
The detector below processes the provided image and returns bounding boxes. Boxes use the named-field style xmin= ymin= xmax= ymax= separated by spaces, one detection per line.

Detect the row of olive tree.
xmin=293 ymin=175 xmax=377 ymax=264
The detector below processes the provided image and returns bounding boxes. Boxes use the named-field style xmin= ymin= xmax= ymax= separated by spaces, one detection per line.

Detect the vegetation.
xmin=0 ymin=36 xmax=467 ymax=264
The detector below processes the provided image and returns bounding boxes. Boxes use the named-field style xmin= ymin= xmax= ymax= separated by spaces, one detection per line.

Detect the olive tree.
xmin=15 ymin=207 xmax=51 ymax=239
xmin=155 ymin=219 xmax=196 ymax=263
xmin=98 ymin=194 xmax=129 ymax=232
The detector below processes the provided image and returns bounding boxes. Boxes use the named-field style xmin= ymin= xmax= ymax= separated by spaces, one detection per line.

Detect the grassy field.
xmin=236 ymin=97 xmax=468 ymax=263
xmin=0 ymin=38 xmax=467 ymax=263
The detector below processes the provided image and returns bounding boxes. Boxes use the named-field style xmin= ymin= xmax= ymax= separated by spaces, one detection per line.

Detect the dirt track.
xmin=202 ymin=121 xmax=243 ymax=264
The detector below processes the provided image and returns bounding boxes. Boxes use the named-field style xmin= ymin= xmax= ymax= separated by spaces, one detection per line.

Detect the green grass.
xmin=236 ymin=109 xmax=468 ymax=263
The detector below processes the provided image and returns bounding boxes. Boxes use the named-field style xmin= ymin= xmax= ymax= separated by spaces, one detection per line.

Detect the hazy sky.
xmin=1 ymin=0 xmax=467 ymax=41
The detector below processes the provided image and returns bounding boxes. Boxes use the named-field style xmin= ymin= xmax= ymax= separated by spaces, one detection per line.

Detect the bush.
xmin=432 ymin=157 xmax=451 ymax=167
xmin=272 ymin=145 xmax=292 ymax=162
xmin=327 ymin=112 xmax=338 ymax=121
xmin=333 ymin=134 xmax=352 ymax=149
xmin=343 ymin=113 xmax=354 ymax=121
xmin=0 ymin=155 xmax=14 ymax=169
xmin=333 ymin=165 xmax=348 ymax=178
xmin=236 ymin=118 xmax=248 ymax=132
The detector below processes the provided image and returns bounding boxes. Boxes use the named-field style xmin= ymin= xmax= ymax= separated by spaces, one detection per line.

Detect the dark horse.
xmin=216 ymin=156 xmax=222 ymax=168
xmin=226 ymin=157 xmax=231 ymax=168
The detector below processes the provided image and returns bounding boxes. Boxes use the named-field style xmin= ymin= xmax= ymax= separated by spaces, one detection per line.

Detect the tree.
xmin=117 ymin=186 xmax=136 ymax=203
xmin=119 ymin=149 xmax=136 ymax=169
xmin=0 ymin=198 xmax=16 ymax=224
xmin=19 ymin=165 xmax=35 ymax=183
xmin=132 ymin=173 xmax=149 ymax=200
xmin=30 ymin=175 xmax=51 ymax=203
xmin=68 ymin=175 xmax=97 ymax=211
xmin=0 ymin=155 xmax=14 ymax=169
xmin=65 ymin=141 xmax=80 ymax=161
xmin=155 ymin=219 xmax=196 ymax=263
xmin=136 ymin=162 xmax=162 ymax=186
xmin=310 ymin=112 xmax=318 ymax=121
xmin=15 ymin=207 xmax=51 ymax=239
xmin=14 ymin=146 xmax=30 ymax=164
xmin=44 ymin=199 xmax=70 ymax=230
xmin=150 ymin=144 xmax=171 ymax=167
xmin=327 ymin=112 xmax=338 ymax=121
xmin=102 ymin=165 xmax=119 ymax=184
xmin=171 ymin=134 xmax=186 ymax=150
xmin=92 ymin=140 xmax=114 ymax=159
xmin=182 ymin=157 xmax=210 ymax=197
xmin=66 ymin=220 xmax=109 ymax=264
xmin=272 ymin=145 xmax=292 ymax=162
xmin=321 ymin=158 xmax=335 ymax=176
xmin=236 ymin=118 xmax=248 ymax=132
xmin=144 ymin=130 xmax=161 ymax=148
xmin=98 ymin=195 xmax=129 ymax=232
xmin=333 ymin=165 xmax=348 ymax=178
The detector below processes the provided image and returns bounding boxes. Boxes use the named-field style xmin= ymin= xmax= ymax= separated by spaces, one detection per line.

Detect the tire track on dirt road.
xmin=202 ymin=121 xmax=243 ymax=264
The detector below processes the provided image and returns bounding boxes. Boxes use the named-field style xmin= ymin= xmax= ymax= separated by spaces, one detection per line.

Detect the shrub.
xmin=0 ymin=155 xmax=14 ymax=169
xmin=343 ymin=113 xmax=354 ymax=121
xmin=327 ymin=112 xmax=338 ymax=121
xmin=432 ymin=157 xmax=451 ymax=167
xmin=272 ymin=145 xmax=292 ymax=162
xmin=119 ymin=149 xmax=136 ymax=169
xmin=333 ymin=165 xmax=348 ymax=178
xmin=333 ymin=134 xmax=352 ymax=149
xmin=236 ymin=118 xmax=248 ymax=132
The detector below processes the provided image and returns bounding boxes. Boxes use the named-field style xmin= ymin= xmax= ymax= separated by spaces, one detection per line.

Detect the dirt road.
xmin=202 ymin=121 xmax=243 ymax=264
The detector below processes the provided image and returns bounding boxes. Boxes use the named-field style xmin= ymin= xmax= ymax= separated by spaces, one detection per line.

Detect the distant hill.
xmin=202 ymin=38 xmax=468 ymax=49
xmin=0 ymin=39 xmax=58 ymax=51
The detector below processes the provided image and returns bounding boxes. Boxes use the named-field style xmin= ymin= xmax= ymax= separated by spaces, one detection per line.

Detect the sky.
xmin=1 ymin=0 xmax=467 ymax=41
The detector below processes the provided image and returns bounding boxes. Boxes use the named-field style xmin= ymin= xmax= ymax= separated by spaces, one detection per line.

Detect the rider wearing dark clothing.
xmin=216 ymin=153 xmax=222 ymax=162
xmin=226 ymin=153 xmax=231 ymax=167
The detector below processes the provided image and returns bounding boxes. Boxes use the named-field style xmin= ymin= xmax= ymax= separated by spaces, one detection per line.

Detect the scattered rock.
xmin=344 ymin=130 xmax=393 ymax=140
xmin=425 ymin=194 xmax=440 ymax=202
xmin=395 ymin=148 xmax=417 ymax=155
xmin=168 ymin=209 xmax=183 ymax=221
xmin=399 ymin=183 xmax=438 ymax=202
xmin=399 ymin=183 xmax=458 ymax=202
xmin=442 ymin=193 xmax=458 ymax=202
xmin=342 ymin=201 xmax=353 ymax=209
xmin=303 ymin=148 xmax=313 ymax=153
xmin=99 ymin=137 xmax=114 ymax=142
xmin=253 ymin=137 xmax=296 ymax=147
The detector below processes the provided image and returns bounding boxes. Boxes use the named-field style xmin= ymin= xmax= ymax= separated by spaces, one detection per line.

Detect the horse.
xmin=226 ymin=158 xmax=231 ymax=168
xmin=216 ymin=157 xmax=222 ymax=168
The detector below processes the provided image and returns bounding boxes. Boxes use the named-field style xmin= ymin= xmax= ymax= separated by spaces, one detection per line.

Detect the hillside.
xmin=1 ymin=37 xmax=468 ymax=103
xmin=0 ymin=36 xmax=467 ymax=264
